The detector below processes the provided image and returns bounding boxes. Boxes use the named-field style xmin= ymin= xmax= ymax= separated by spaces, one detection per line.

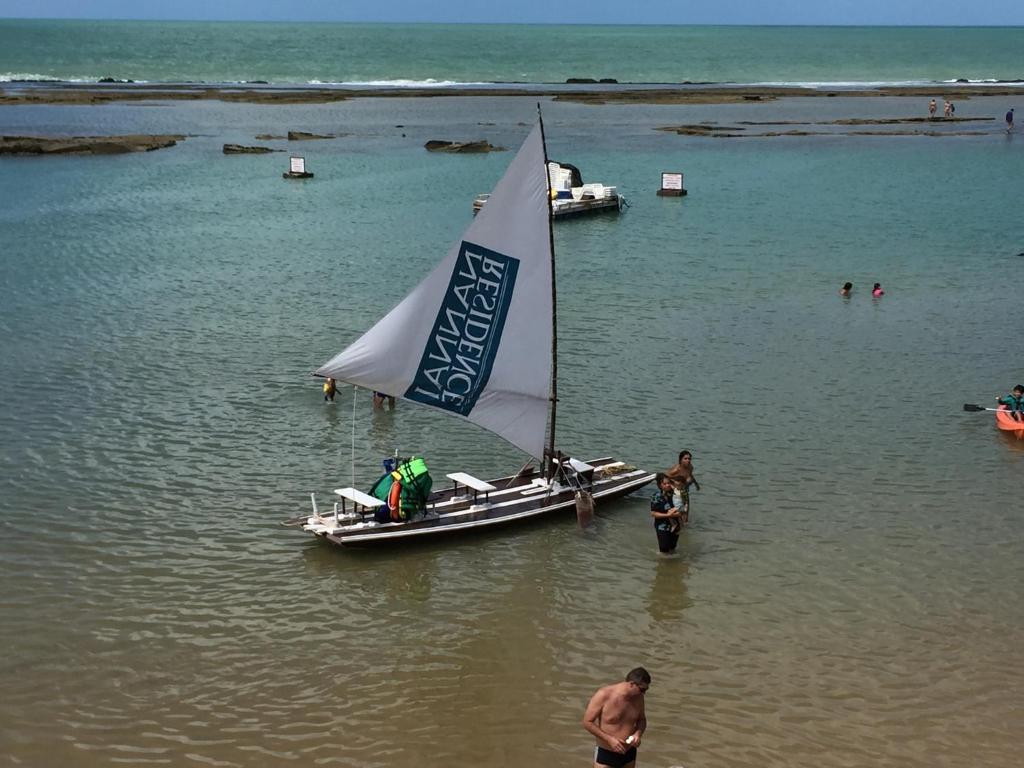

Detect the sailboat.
xmin=282 ymin=112 xmax=654 ymax=547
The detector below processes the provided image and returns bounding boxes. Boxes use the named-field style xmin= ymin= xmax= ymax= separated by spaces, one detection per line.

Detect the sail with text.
xmin=315 ymin=123 xmax=553 ymax=459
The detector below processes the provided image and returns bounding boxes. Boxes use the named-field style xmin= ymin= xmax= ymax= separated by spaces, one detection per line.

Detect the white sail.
xmin=316 ymin=123 xmax=553 ymax=458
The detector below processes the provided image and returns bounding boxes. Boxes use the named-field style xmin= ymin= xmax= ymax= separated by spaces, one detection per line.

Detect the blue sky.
xmin=0 ymin=1 xmax=1022 ymax=25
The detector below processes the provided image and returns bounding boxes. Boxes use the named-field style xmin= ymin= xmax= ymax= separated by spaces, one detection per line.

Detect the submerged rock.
xmin=424 ymin=139 xmax=504 ymax=153
xmin=656 ymin=124 xmax=745 ymax=137
xmin=0 ymin=134 xmax=184 ymax=155
xmin=287 ymin=130 xmax=334 ymax=140
xmin=830 ymin=116 xmax=994 ymax=125
xmin=222 ymin=144 xmax=280 ymax=154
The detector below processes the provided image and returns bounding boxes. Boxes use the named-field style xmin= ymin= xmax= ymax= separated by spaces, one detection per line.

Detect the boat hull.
xmin=550 ymin=195 xmax=624 ymax=218
xmin=996 ymin=405 xmax=1024 ymax=437
xmin=285 ymin=457 xmax=653 ymax=547
xmin=472 ymin=193 xmax=624 ymax=219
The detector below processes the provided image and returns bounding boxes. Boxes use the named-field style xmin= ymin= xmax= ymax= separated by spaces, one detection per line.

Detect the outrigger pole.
xmin=538 ymin=104 xmax=558 ymax=480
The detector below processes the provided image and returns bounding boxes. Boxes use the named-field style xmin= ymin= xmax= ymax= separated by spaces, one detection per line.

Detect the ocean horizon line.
xmin=4 ymin=74 xmax=1024 ymax=90
xmin=2 ymin=18 xmax=1024 ymax=29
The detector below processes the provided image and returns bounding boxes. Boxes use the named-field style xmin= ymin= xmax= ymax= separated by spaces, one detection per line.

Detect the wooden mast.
xmin=537 ymin=105 xmax=558 ymax=479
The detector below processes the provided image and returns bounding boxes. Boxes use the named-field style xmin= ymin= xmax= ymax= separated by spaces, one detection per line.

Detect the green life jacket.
xmin=367 ymin=457 xmax=433 ymax=521
xmin=392 ymin=457 xmax=432 ymax=519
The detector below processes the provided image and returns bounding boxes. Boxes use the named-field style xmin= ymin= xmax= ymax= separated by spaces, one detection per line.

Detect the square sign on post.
xmin=657 ymin=171 xmax=687 ymax=197
xmin=283 ymin=155 xmax=314 ymax=179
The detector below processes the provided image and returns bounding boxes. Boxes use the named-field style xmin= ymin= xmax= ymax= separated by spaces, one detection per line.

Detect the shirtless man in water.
xmin=582 ymin=667 xmax=649 ymax=768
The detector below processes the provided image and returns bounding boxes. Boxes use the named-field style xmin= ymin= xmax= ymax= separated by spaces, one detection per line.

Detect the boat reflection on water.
xmin=998 ymin=430 xmax=1024 ymax=452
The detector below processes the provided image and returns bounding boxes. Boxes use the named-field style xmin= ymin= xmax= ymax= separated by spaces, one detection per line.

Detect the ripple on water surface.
xmin=1 ymin=95 xmax=1023 ymax=767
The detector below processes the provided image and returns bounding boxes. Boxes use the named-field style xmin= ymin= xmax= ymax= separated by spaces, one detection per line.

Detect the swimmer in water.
xmin=872 ymin=282 xmax=885 ymax=297
xmin=839 ymin=281 xmax=853 ymax=297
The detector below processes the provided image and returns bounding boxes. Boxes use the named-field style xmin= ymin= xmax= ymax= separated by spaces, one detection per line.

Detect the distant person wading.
xmin=323 ymin=377 xmax=337 ymax=402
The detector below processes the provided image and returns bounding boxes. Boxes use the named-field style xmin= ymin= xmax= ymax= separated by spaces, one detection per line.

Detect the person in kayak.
xmin=996 ymin=385 xmax=1024 ymax=421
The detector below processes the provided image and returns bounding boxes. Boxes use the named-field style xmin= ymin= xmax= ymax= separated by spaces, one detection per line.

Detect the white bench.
xmin=305 ymin=487 xmax=382 ymax=532
xmin=329 ymin=487 xmax=384 ymax=522
xmin=446 ymin=472 xmax=497 ymax=504
xmin=334 ymin=487 xmax=384 ymax=509
xmin=568 ymin=458 xmax=594 ymax=473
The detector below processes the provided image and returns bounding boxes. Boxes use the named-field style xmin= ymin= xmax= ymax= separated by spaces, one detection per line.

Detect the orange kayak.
xmin=996 ymin=405 xmax=1024 ymax=438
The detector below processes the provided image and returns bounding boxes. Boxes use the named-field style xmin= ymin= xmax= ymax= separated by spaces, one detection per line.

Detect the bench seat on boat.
xmin=446 ymin=472 xmax=497 ymax=504
xmin=333 ymin=487 xmax=384 ymax=509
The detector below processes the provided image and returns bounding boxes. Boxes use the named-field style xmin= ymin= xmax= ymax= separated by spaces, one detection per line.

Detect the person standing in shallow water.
xmin=667 ymin=450 xmax=701 ymax=527
xmin=323 ymin=377 xmax=337 ymax=402
xmin=650 ymin=472 xmax=681 ymax=553
xmin=928 ymin=98 xmax=937 ymax=118
xmin=839 ymin=281 xmax=853 ymax=297
xmin=582 ymin=667 xmax=649 ymax=768
xmin=372 ymin=391 xmax=396 ymax=410
xmin=1007 ymin=108 xmax=1015 ymax=133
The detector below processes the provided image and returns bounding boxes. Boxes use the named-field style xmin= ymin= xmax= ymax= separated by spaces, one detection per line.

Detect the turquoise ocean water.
xmin=1 ymin=20 xmax=1024 ymax=85
xmin=2 ymin=20 xmax=1024 ymax=768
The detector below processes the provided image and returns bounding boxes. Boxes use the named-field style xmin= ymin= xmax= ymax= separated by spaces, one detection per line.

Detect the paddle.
xmin=964 ymin=403 xmax=1005 ymax=413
